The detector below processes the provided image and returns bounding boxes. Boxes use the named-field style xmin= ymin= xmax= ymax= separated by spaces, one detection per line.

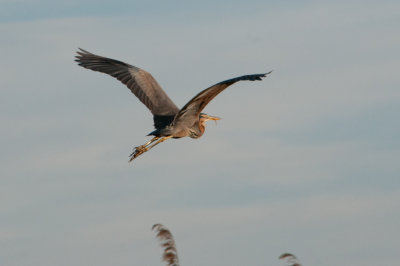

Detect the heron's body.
xmin=75 ymin=48 xmax=271 ymax=161
xmin=149 ymin=113 xmax=213 ymax=139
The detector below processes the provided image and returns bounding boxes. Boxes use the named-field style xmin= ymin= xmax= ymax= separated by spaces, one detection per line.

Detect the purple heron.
xmin=75 ymin=49 xmax=271 ymax=162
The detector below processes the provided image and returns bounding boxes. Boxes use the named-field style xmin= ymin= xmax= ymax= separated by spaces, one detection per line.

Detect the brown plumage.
xmin=75 ymin=48 xmax=272 ymax=161
xmin=152 ymin=224 xmax=180 ymax=266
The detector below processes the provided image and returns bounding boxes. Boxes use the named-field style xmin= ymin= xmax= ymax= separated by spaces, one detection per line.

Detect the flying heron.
xmin=75 ymin=49 xmax=272 ymax=162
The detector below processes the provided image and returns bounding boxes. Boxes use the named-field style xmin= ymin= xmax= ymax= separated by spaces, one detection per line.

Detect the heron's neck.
xmin=188 ymin=120 xmax=205 ymax=139
xmin=199 ymin=121 xmax=206 ymax=135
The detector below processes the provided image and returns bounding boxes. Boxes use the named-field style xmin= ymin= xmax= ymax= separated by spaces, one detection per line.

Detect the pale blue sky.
xmin=1 ymin=0 xmax=399 ymax=266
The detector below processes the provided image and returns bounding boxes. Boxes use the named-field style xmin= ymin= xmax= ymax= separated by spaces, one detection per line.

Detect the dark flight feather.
xmin=174 ymin=71 xmax=272 ymax=123
xmin=75 ymin=49 xmax=179 ymax=120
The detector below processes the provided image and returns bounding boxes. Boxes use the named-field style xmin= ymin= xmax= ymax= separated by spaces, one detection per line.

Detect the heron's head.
xmin=195 ymin=113 xmax=221 ymax=136
xmin=199 ymin=113 xmax=221 ymax=125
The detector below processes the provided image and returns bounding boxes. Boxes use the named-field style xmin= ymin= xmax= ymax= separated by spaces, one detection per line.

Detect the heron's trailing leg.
xmin=129 ymin=136 xmax=172 ymax=162
xmin=142 ymin=137 xmax=160 ymax=148
xmin=146 ymin=136 xmax=172 ymax=151
xmin=129 ymin=136 xmax=159 ymax=162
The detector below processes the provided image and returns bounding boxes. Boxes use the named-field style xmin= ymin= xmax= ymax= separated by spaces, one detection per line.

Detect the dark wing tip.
xmin=75 ymin=48 xmax=86 ymax=63
xmin=263 ymin=70 xmax=273 ymax=76
xmin=76 ymin=48 xmax=91 ymax=55
xmin=252 ymin=70 xmax=273 ymax=80
xmin=74 ymin=48 xmax=95 ymax=64
xmin=225 ymin=71 xmax=273 ymax=83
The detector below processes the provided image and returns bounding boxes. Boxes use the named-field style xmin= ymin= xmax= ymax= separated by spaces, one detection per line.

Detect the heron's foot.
xmin=129 ymin=150 xmax=143 ymax=162
xmin=135 ymin=145 xmax=148 ymax=153
xmin=128 ymin=136 xmax=171 ymax=163
xmin=129 ymin=145 xmax=149 ymax=162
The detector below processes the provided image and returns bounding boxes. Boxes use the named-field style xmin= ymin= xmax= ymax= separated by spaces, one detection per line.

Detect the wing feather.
xmin=75 ymin=49 xmax=179 ymax=117
xmin=174 ymin=71 xmax=272 ymax=122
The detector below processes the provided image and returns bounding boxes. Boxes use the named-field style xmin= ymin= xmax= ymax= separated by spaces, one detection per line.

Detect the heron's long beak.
xmin=206 ymin=115 xmax=221 ymax=121
xmin=203 ymin=115 xmax=220 ymax=125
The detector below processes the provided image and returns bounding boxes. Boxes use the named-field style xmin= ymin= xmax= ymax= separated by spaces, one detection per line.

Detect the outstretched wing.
xmin=75 ymin=49 xmax=179 ymax=123
xmin=174 ymin=72 xmax=272 ymax=121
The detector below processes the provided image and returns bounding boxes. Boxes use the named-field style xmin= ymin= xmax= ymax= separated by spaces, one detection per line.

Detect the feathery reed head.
xmin=279 ymin=253 xmax=302 ymax=266
xmin=152 ymin=224 xmax=180 ymax=266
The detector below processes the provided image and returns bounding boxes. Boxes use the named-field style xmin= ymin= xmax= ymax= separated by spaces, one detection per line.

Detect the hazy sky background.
xmin=1 ymin=0 xmax=399 ymax=265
